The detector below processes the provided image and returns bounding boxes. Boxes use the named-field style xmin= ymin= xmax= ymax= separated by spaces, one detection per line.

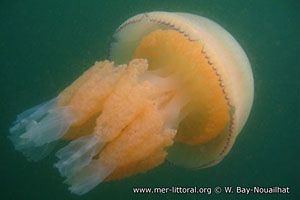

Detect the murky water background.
xmin=0 ymin=0 xmax=299 ymax=199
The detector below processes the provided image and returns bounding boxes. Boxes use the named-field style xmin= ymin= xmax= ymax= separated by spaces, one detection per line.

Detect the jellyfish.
xmin=9 ymin=11 xmax=254 ymax=195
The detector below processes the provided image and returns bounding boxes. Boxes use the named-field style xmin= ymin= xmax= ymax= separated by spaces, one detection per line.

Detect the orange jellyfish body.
xmin=9 ymin=11 xmax=254 ymax=195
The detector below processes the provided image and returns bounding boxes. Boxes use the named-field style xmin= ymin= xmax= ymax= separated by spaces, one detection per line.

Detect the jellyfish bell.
xmin=8 ymin=11 xmax=254 ymax=195
xmin=111 ymin=11 xmax=254 ymax=168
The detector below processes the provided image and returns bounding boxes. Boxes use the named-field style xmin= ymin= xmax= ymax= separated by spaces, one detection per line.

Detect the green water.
xmin=0 ymin=0 xmax=299 ymax=200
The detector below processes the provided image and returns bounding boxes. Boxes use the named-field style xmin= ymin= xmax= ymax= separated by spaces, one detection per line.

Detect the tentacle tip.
xmin=63 ymin=160 xmax=115 ymax=195
xmin=54 ymin=135 xmax=105 ymax=178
